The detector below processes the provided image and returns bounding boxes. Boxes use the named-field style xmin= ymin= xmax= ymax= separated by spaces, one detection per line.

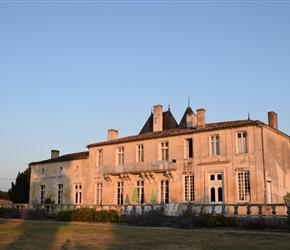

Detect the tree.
xmin=8 ymin=167 xmax=30 ymax=203
xmin=0 ymin=191 xmax=9 ymax=200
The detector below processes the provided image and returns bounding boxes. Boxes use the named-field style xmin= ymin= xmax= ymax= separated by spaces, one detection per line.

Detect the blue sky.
xmin=0 ymin=1 xmax=289 ymax=192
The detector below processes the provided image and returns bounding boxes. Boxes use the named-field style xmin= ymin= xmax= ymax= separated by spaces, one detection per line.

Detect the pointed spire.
xmin=188 ymin=95 xmax=191 ymax=107
xmin=248 ymin=112 xmax=250 ymax=120
xmin=168 ymin=103 xmax=170 ymax=111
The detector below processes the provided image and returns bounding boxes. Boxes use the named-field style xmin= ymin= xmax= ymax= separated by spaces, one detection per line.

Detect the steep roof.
xmin=139 ymin=108 xmax=178 ymax=134
xmin=88 ymin=119 xmax=261 ymax=148
xmin=29 ymin=151 xmax=89 ymax=165
xmin=178 ymin=106 xmax=195 ymax=129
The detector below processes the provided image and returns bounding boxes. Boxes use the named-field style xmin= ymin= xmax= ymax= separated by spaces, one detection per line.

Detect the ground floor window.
xmin=184 ymin=175 xmax=194 ymax=202
xmin=160 ymin=180 xmax=169 ymax=204
xmin=237 ymin=171 xmax=251 ymax=201
xmin=58 ymin=184 xmax=63 ymax=204
xmin=137 ymin=180 xmax=144 ymax=204
xmin=117 ymin=182 xmax=124 ymax=205
xmin=40 ymin=185 xmax=45 ymax=204
xmin=75 ymin=184 xmax=82 ymax=204
xmin=96 ymin=182 xmax=102 ymax=205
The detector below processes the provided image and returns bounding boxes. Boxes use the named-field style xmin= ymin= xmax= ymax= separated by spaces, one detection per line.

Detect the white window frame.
xmin=161 ymin=142 xmax=169 ymax=160
xmin=210 ymin=135 xmax=220 ymax=156
xmin=237 ymin=171 xmax=251 ymax=201
xmin=118 ymin=147 xmax=124 ymax=165
xmin=97 ymin=149 xmax=103 ymax=166
xmin=117 ymin=181 xmax=124 ymax=205
xmin=96 ymin=182 xmax=102 ymax=205
xmin=57 ymin=184 xmax=63 ymax=205
xmin=184 ymin=175 xmax=194 ymax=202
xmin=237 ymin=131 xmax=247 ymax=154
xmin=137 ymin=144 xmax=144 ymax=163
xmin=40 ymin=185 xmax=45 ymax=204
xmin=75 ymin=184 xmax=82 ymax=204
xmin=160 ymin=180 xmax=169 ymax=204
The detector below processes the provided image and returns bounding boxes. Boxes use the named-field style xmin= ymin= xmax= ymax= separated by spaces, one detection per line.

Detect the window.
xmin=185 ymin=138 xmax=193 ymax=158
xmin=161 ymin=142 xmax=169 ymax=160
xmin=237 ymin=132 xmax=247 ymax=153
xmin=40 ymin=185 xmax=45 ymax=204
xmin=96 ymin=182 xmax=102 ymax=205
xmin=58 ymin=184 xmax=63 ymax=204
xmin=118 ymin=147 xmax=124 ymax=165
xmin=184 ymin=175 xmax=194 ymax=202
xmin=137 ymin=144 xmax=144 ymax=162
xmin=137 ymin=180 xmax=144 ymax=204
xmin=97 ymin=150 xmax=103 ymax=166
xmin=238 ymin=171 xmax=251 ymax=201
xmin=210 ymin=135 xmax=220 ymax=156
xmin=117 ymin=182 xmax=124 ymax=205
xmin=160 ymin=180 xmax=169 ymax=204
xmin=75 ymin=184 xmax=82 ymax=204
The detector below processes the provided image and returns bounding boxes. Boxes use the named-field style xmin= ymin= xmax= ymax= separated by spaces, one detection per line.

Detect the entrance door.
xmin=209 ymin=173 xmax=223 ymax=213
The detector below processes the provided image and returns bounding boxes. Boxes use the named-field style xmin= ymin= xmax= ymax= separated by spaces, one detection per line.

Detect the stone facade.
xmin=29 ymin=104 xmax=290 ymax=211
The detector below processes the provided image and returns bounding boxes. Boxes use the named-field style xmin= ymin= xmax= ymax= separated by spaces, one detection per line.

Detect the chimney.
xmin=268 ymin=111 xmax=278 ymax=130
xmin=51 ymin=150 xmax=60 ymax=159
xmin=196 ymin=108 xmax=206 ymax=128
xmin=108 ymin=129 xmax=118 ymax=141
xmin=153 ymin=105 xmax=163 ymax=132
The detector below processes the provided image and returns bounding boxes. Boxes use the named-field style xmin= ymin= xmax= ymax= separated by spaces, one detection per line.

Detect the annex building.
xmin=29 ymin=102 xmax=290 ymax=214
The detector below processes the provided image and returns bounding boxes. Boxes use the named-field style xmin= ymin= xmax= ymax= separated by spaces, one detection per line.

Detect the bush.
xmin=21 ymin=208 xmax=48 ymax=220
xmin=126 ymin=208 xmax=165 ymax=227
xmin=196 ymin=214 xmax=238 ymax=228
xmin=56 ymin=210 xmax=73 ymax=222
xmin=94 ymin=210 xmax=119 ymax=223
xmin=174 ymin=207 xmax=197 ymax=229
xmin=4 ymin=208 xmax=22 ymax=219
xmin=0 ymin=207 xmax=10 ymax=217
xmin=71 ymin=208 xmax=96 ymax=222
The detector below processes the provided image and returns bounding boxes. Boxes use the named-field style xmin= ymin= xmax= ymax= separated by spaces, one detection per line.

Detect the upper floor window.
xmin=185 ymin=138 xmax=193 ymax=158
xmin=137 ymin=144 xmax=144 ymax=163
xmin=210 ymin=135 xmax=220 ymax=156
xmin=161 ymin=142 xmax=169 ymax=160
xmin=237 ymin=132 xmax=247 ymax=154
xmin=40 ymin=185 xmax=45 ymax=204
xmin=118 ymin=147 xmax=124 ymax=165
xmin=97 ymin=149 xmax=103 ymax=166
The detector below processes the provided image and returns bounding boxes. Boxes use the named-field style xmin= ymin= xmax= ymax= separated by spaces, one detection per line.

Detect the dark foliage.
xmin=0 ymin=207 xmax=10 ymax=217
xmin=56 ymin=210 xmax=73 ymax=222
xmin=174 ymin=207 xmax=198 ymax=229
xmin=0 ymin=191 xmax=10 ymax=200
xmin=8 ymin=167 xmax=30 ymax=203
xmin=239 ymin=218 xmax=288 ymax=230
xmin=71 ymin=208 xmax=96 ymax=222
xmin=196 ymin=214 xmax=238 ymax=228
xmin=94 ymin=210 xmax=119 ymax=223
xmin=126 ymin=208 xmax=165 ymax=227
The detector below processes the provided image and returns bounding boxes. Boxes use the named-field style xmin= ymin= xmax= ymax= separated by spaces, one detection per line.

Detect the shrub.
xmin=174 ymin=207 xmax=197 ymax=229
xmin=4 ymin=208 xmax=22 ymax=219
xmin=56 ymin=210 xmax=73 ymax=222
xmin=126 ymin=208 xmax=165 ymax=227
xmin=196 ymin=214 xmax=238 ymax=228
xmin=71 ymin=208 xmax=96 ymax=222
xmin=94 ymin=210 xmax=119 ymax=223
xmin=21 ymin=208 xmax=48 ymax=220
xmin=0 ymin=207 xmax=10 ymax=217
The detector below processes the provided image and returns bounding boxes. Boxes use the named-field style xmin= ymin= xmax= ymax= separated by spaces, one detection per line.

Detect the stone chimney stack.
xmin=108 ymin=129 xmax=119 ymax=141
xmin=196 ymin=108 xmax=206 ymax=128
xmin=51 ymin=150 xmax=60 ymax=159
xmin=268 ymin=111 xmax=278 ymax=130
xmin=153 ymin=105 xmax=163 ymax=132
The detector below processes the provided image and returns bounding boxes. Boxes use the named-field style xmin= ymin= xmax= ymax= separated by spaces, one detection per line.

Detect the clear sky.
xmin=0 ymin=0 xmax=289 ymax=192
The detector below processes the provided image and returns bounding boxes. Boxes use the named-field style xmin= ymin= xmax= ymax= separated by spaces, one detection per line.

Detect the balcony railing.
xmin=102 ymin=160 xmax=177 ymax=175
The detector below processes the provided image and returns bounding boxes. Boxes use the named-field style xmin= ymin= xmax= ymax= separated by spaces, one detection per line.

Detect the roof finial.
xmin=188 ymin=95 xmax=191 ymax=107
xmin=168 ymin=103 xmax=170 ymax=111
xmin=248 ymin=112 xmax=250 ymax=120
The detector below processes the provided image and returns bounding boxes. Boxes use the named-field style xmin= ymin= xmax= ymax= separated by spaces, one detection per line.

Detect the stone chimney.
xmin=108 ymin=129 xmax=118 ymax=141
xmin=268 ymin=111 xmax=278 ymax=130
xmin=153 ymin=105 xmax=163 ymax=132
xmin=51 ymin=150 xmax=60 ymax=159
xmin=196 ymin=108 xmax=206 ymax=128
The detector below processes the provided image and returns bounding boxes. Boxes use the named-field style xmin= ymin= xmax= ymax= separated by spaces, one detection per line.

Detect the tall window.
xmin=118 ymin=147 xmax=124 ymax=165
xmin=210 ymin=135 xmax=220 ymax=156
xmin=185 ymin=138 xmax=193 ymax=158
xmin=58 ymin=184 xmax=63 ymax=205
xmin=40 ymin=185 xmax=45 ymax=204
xmin=117 ymin=182 xmax=124 ymax=205
xmin=238 ymin=171 xmax=251 ymax=201
xmin=75 ymin=184 xmax=82 ymax=204
xmin=161 ymin=142 xmax=169 ymax=160
xmin=184 ymin=175 xmax=194 ymax=202
xmin=160 ymin=180 xmax=169 ymax=204
xmin=96 ymin=182 xmax=102 ymax=205
xmin=137 ymin=180 xmax=144 ymax=204
xmin=97 ymin=150 xmax=103 ymax=166
xmin=237 ymin=132 xmax=247 ymax=153
xmin=137 ymin=144 xmax=144 ymax=162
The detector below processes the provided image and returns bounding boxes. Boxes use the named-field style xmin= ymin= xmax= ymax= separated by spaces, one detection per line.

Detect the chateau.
xmin=29 ymin=102 xmax=290 ymax=214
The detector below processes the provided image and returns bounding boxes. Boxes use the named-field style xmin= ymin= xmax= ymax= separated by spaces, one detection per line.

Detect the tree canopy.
xmin=8 ymin=167 xmax=30 ymax=203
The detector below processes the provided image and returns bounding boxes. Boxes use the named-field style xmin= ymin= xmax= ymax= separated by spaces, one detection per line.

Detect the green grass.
xmin=0 ymin=219 xmax=290 ymax=249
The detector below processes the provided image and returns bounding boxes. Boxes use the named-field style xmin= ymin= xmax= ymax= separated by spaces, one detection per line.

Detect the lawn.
xmin=0 ymin=219 xmax=290 ymax=250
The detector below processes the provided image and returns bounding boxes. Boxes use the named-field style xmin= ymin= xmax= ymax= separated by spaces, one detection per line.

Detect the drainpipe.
xmin=257 ymin=123 xmax=267 ymax=203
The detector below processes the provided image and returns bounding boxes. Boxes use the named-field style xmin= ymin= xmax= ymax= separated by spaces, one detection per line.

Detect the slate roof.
xmin=88 ymin=119 xmax=262 ymax=148
xmin=29 ymin=151 xmax=89 ymax=165
xmin=178 ymin=106 xmax=195 ymax=129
